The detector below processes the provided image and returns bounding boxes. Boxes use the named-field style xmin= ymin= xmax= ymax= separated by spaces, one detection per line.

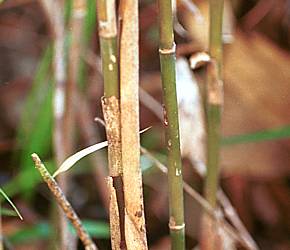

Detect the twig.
xmin=31 ymin=153 xmax=97 ymax=250
xmin=140 ymin=147 xmax=255 ymax=250
xmin=242 ymin=0 xmax=274 ymax=31
xmin=139 ymin=87 xmax=163 ymax=121
xmin=217 ymin=191 xmax=258 ymax=250
xmin=0 ymin=0 xmax=34 ymax=11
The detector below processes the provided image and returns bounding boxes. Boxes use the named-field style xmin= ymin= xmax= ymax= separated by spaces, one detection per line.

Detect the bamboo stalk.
xmin=64 ymin=0 xmax=86 ymax=157
xmin=96 ymin=1 xmax=124 ymax=249
xmin=201 ymin=1 xmax=224 ymax=249
xmin=62 ymin=3 xmax=86 ymax=248
xmin=157 ymin=0 xmax=185 ymax=249
xmin=44 ymin=1 xmax=73 ymax=248
xmin=31 ymin=154 xmax=97 ymax=250
xmin=119 ymin=1 xmax=148 ymax=249
xmin=204 ymin=0 xmax=224 ymax=217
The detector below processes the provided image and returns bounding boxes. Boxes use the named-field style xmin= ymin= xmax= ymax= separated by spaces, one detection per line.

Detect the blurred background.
xmin=0 ymin=0 xmax=290 ymax=249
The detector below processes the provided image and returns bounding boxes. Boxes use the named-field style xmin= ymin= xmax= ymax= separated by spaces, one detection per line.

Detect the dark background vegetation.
xmin=0 ymin=0 xmax=290 ymax=249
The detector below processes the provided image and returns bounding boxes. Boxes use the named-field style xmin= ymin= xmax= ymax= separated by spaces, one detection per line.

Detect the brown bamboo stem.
xmin=119 ymin=0 xmax=148 ymax=249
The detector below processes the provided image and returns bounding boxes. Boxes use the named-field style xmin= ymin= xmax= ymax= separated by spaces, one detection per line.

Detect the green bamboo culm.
xmin=101 ymin=38 xmax=119 ymax=97
xmin=205 ymin=0 xmax=224 ymax=208
xmin=158 ymin=0 xmax=185 ymax=249
xmin=97 ymin=0 xmax=119 ymax=98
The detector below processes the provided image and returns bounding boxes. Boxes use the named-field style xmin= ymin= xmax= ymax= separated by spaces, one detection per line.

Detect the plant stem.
xmin=31 ymin=153 xmax=97 ymax=250
xmin=119 ymin=0 xmax=148 ymax=249
xmin=97 ymin=0 xmax=119 ymax=98
xmin=43 ymin=0 xmax=73 ymax=248
xmin=157 ymin=0 xmax=185 ymax=249
xmin=64 ymin=0 xmax=86 ymax=157
xmin=201 ymin=1 xmax=224 ymax=249
xmin=97 ymin=1 xmax=124 ymax=249
xmin=205 ymin=0 xmax=224 ymax=213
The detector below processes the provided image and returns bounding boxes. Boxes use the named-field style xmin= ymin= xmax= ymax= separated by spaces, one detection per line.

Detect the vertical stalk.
xmin=51 ymin=2 xmax=69 ymax=250
xmin=48 ymin=1 xmax=75 ymax=248
xmin=64 ymin=0 xmax=86 ymax=157
xmin=97 ymin=1 xmax=123 ymax=249
xmin=201 ymin=1 xmax=224 ymax=250
xmin=205 ymin=0 xmax=224 ymax=216
xmin=61 ymin=2 xmax=86 ymax=248
xmin=157 ymin=0 xmax=185 ymax=249
xmin=119 ymin=0 xmax=148 ymax=249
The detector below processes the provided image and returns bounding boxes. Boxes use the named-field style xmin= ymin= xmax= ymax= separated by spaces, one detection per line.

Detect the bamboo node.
xmin=98 ymin=21 xmax=117 ymax=38
xmin=169 ymin=216 xmax=185 ymax=231
xmin=190 ymin=52 xmax=210 ymax=69
xmin=207 ymin=60 xmax=224 ymax=105
xmin=169 ymin=222 xmax=185 ymax=231
xmin=159 ymin=43 xmax=176 ymax=55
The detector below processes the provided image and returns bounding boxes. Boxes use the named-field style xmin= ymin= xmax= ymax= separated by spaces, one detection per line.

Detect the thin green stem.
xmin=205 ymin=104 xmax=222 ymax=206
xmin=97 ymin=0 xmax=118 ymax=98
xmin=209 ymin=0 xmax=224 ymax=77
xmin=100 ymin=38 xmax=119 ymax=98
xmin=158 ymin=0 xmax=185 ymax=249
xmin=205 ymin=0 xmax=224 ymax=209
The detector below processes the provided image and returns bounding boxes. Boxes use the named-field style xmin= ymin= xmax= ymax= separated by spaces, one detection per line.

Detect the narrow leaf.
xmin=8 ymin=221 xmax=110 ymax=244
xmin=0 ymin=207 xmax=18 ymax=217
xmin=222 ymin=125 xmax=290 ymax=145
xmin=53 ymin=141 xmax=108 ymax=177
xmin=53 ymin=127 xmax=151 ymax=177
xmin=0 ymin=188 xmax=23 ymax=220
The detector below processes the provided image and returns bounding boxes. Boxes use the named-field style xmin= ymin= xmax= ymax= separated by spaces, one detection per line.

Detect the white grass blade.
xmin=53 ymin=141 xmax=108 ymax=177
xmin=52 ymin=126 xmax=151 ymax=178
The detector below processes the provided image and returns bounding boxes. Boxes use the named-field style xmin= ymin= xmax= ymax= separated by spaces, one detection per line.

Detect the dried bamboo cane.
xmin=119 ymin=0 xmax=148 ymax=249
xmin=97 ymin=0 xmax=124 ymax=249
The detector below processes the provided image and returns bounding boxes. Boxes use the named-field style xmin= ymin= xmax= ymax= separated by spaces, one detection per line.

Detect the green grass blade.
xmin=8 ymin=221 xmax=110 ymax=244
xmin=77 ymin=0 xmax=97 ymax=89
xmin=9 ymin=44 xmax=54 ymax=200
xmin=0 ymin=207 xmax=18 ymax=217
xmin=8 ymin=222 xmax=50 ymax=244
xmin=1 ymin=161 xmax=55 ymax=202
xmin=222 ymin=125 xmax=290 ymax=145
xmin=0 ymin=188 xmax=23 ymax=220
xmin=69 ymin=220 xmax=110 ymax=239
